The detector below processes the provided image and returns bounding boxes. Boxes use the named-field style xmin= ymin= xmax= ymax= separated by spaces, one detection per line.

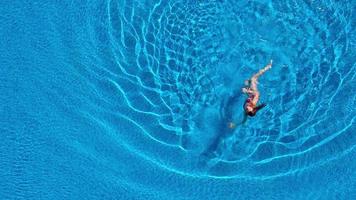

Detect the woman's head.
xmin=246 ymin=110 xmax=256 ymax=116
xmin=245 ymin=103 xmax=266 ymax=117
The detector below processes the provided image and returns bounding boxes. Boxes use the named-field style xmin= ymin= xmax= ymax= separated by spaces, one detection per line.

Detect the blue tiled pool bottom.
xmin=0 ymin=0 xmax=355 ymax=199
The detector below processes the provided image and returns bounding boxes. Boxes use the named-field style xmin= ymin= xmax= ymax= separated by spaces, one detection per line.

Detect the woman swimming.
xmin=242 ymin=60 xmax=272 ymax=117
xmin=227 ymin=60 xmax=272 ymax=129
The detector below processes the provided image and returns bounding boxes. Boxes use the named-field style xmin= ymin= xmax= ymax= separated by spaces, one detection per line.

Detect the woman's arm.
xmin=252 ymin=60 xmax=273 ymax=80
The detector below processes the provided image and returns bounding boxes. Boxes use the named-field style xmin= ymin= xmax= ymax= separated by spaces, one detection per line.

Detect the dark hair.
xmin=255 ymin=103 xmax=266 ymax=111
xmin=246 ymin=103 xmax=266 ymax=117
xmin=246 ymin=111 xmax=256 ymax=116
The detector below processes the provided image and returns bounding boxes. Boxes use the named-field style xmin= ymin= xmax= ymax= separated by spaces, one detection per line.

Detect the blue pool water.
xmin=1 ymin=0 xmax=355 ymax=199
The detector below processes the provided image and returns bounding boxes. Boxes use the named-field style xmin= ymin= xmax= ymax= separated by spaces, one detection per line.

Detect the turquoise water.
xmin=1 ymin=0 xmax=355 ymax=199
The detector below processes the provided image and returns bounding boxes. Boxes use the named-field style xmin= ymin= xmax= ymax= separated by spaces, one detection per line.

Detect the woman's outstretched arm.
xmin=252 ymin=60 xmax=273 ymax=80
xmin=249 ymin=60 xmax=273 ymax=93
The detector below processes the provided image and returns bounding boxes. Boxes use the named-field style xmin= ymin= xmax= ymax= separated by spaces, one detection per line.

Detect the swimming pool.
xmin=1 ymin=0 xmax=355 ymax=199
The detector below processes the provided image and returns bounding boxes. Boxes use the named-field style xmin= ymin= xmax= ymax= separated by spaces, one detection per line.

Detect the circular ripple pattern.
xmin=84 ymin=0 xmax=355 ymax=179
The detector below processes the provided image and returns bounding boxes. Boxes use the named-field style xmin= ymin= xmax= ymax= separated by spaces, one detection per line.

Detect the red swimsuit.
xmin=244 ymin=94 xmax=255 ymax=111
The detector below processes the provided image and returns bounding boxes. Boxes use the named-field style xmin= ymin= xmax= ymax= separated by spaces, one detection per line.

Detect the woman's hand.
xmin=266 ymin=60 xmax=273 ymax=69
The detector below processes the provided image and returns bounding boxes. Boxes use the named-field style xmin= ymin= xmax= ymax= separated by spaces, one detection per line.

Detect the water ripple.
xmin=80 ymin=0 xmax=355 ymax=179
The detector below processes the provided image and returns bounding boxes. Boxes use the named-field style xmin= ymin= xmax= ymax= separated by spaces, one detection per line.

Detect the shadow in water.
xmin=199 ymin=90 xmax=246 ymax=163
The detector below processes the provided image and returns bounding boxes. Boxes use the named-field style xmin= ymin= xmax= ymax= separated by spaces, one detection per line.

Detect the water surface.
xmin=0 ymin=0 xmax=355 ymax=199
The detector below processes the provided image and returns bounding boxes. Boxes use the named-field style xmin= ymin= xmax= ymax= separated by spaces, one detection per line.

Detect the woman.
xmin=227 ymin=60 xmax=272 ymax=129
xmin=243 ymin=60 xmax=272 ymax=116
